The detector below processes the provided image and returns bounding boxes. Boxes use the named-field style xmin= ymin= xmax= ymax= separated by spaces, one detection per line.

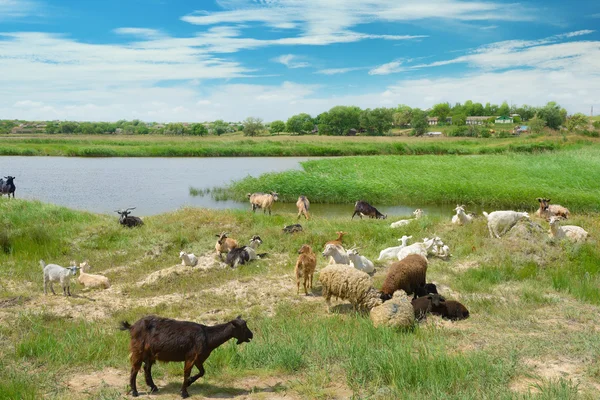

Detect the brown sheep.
xmin=535 ymin=198 xmax=570 ymax=219
xmin=296 ymin=195 xmax=310 ymax=220
xmin=247 ymin=192 xmax=279 ymax=215
xmin=411 ymin=293 xmax=445 ymax=321
xmin=431 ymin=299 xmax=470 ymax=321
xmin=215 ymin=232 xmax=238 ymax=260
xmin=380 ymin=254 xmax=428 ymax=300
xmin=294 ymin=244 xmax=316 ymax=295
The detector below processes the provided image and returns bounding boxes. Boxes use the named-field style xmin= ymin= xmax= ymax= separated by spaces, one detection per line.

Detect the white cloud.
xmin=480 ymin=25 xmax=498 ymax=30
xmin=113 ymin=28 xmax=164 ymax=39
xmin=315 ymin=67 xmax=367 ymax=75
xmin=271 ymin=54 xmax=310 ymax=68
xmin=0 ymin=0 xmax=39 ymax=19
xmin=369 ymin=61 xmax=405 ymax=75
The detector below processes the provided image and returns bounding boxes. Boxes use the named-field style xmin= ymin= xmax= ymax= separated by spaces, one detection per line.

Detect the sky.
xmin=0 ymin=0 xmax=599 ymax=122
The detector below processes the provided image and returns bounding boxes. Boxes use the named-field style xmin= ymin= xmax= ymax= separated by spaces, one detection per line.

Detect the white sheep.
xmin=390 ymin=209 xmax=423 ymax=228
xmin=179 ymin=251 xmax=198 ymax=267
xmin=377 ymin=235 xmax=412 ymax=261
xmin=548 ymin=216 xmax=588 ymax=242
xmin=451 ymin=205 xmax=473 ymax=225
xmin=482 ymin=211 xmax=530 ymax=238
xmin=322 ymin=243 xmax=350 ymax=265
xmin=41 ymin=260 xmax=79 ymax=296
xmin=78 ymin=261 xmax=111 ymax=289
xmin=346 ymin=248 xmax=375 ymax=274
xmin=397 ymin=238 xmax=436 ymax=261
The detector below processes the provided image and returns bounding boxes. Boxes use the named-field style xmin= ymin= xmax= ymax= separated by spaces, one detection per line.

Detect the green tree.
xmin=318 ymin=106 xmax=361 ymax=136
xmin=45 ymin=122 xmax=59 ymax=134
xmin=359 ymin=107 xmax=394 ymax=135
xmin=410 ymin=108 xmax=428 ymax=136
xmin=189 ymin=123 xmax=208 ymax=136
xmin=538 ymin=102 xmax=567 ymax=130
xmin=211 ymin=120 xmax=229 ymax=136
xmin=286 ymin=113 xmax=313 ymax=134
xmin=472 ymin=102 xmax=484 ymax=116
xmin=566 ymin=113 xmax=589 ymax=132
xmin=497 ymin=101 xmax=510 ymax=117
xmin=243 ymin=117 xmax=264 ymax=137
xmin=269 ymin=120 xmax=286 ymax=134
xmin=529 ymin=114 xmax=546 ymax=134
xmin=393 ymin=105 xmax=413 ymax=127
xmin=431 ymin=103 xmax=451 ymax=124
xmin=60 ymin=121 xmax=79 ymax=134
xmin=136 ymin=125 xmax=150 ymax=135
xmin=452 ymin=113 xmax=467 ymax=126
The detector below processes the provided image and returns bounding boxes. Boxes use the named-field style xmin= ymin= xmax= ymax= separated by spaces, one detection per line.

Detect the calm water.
xmin=0 ymin=156 xmax=456 ymax=218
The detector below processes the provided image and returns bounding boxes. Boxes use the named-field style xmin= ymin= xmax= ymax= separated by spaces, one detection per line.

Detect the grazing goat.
xmin=179 ymin=251 xmax=198 ymax=267
xmin=322 ymin=243 xmax=350 ymax=265
xmin=390 ymin=209 xmax=423 ymax=228
xmin=78 ymin=261 xmax=111 ymax=289
xmin=346 ymin=247 xmax=375 ymax=274
xmin=548 ymin=216 xmax=588 ymax=242
xmin=535 ymin=198 xmax=570 ymax=219
xmin=451 ymin=205 xmax=473 ymax=225
xmin=296 ymin=196 xmax=310 ymax=220
xmin=377 ymin=235 xmax=412 ymax=261
xmin=283 ymin=224 xmax=303 ymax=234
xmin=352 ymin=200 xmax=387 ymax=220
xmin=115 ymin=207 xmax=144 ymax=228
xmin=120 ymin=315 xmax=253 ymax=398
xmin=0 ymin=176 xmax=16 ymax=198
xmin=482 ymin=211 xmax=530 ymax=238
xmin=325 ymin=231 xmax=347 ymax=247
xmin=294 ymin=244 xmax=316 ymax=295
xmin=41 ymin=260 xmax=79 ymax=296
xmin=247 ymin=192 xmax=279 ymax=215
xmin=381 ymin=254 xmax=428 ymax=300
xmin=215 ymin=232 xmax=238 ymax=260
xmin=397 ymin=237 xmax=436 ymax=261
xmin=225 ymin=235 xmax=265 ymax=268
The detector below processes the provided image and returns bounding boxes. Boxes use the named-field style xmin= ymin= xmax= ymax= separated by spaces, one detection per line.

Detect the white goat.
xmin=451 ymin=205 xmax=473 ymax=225
xmin=390 ymin=209 xmax=423 ymax=228
xmin=78 ymin=261 xmax=111 ymax=289
xmin=397 ymin=237 xmax=436 ymax=261
xmin=322 ymin=244 xmax=350 ymax=265
xmin=377 ymin=235 xmax=412 ymax=261
xmin=179 ymin=251 xmax=198 ymax=267
xmin=483 ymin=211 xmax=530 ymax=238
xmin=346 ymin=248 xmax=375 ymax=274
xmin=41 ymin=260 xmax=78 ymax=296
xmin=548 ymin=216 xmax=588 ymax=242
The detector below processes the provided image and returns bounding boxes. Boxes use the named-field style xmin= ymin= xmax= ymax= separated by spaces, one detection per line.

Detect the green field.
xmin=1 ymin=198 xmax=600 ymax=399
xmin=0 ymin=133 xmax=590 ymax=157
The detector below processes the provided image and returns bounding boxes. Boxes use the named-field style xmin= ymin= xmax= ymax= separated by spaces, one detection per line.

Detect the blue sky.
xmin=1 ymin=0 xmax=599 ymax=122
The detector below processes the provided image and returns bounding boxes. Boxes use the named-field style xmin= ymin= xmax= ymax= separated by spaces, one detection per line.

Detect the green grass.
xmin=2 ymin=200 xmax=600 ymax=398
xmin=218 ymin=146 xmax=600 ymax=211
xmin=0 ymin=133 xmax=590 ymax=157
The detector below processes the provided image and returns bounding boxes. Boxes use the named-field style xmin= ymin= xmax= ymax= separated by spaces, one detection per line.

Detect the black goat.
xmin=120 ymin=315 xmax=253 ymax=398
xmin=225 ymin=235 xmax=266 ymax=268
xmin=412 ymin=283 xmax=438 ymax=300
xmin=0 ymin=176 xmax=16 ymax=198
xmin=283 ymin=223 xmax=303 ymax=234
xmin=115 ymin=207 xmax=144 ymax=228
xmin=352 ymin=200 xmax=386 ymax=220
xmin=412 ymin=293 xmax=445 ymax=321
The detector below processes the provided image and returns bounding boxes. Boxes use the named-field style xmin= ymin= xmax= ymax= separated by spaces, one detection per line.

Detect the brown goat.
xmin=247 ymin=192 xmax=279 ymax=215
xmin=296 ymin=196 xmax=310 ymax=220
xmin=294 ymin=244 xmax=317 ymax=295
xmin=325 ymin=231 xmax=347 ymax=248
xmin=535 ymin=198 xmax=570 ymax=219
xmin=215 ymin=232 xmax=238 ymax=260
xmin=381 ymin=254 xmax=427 ymax=299
xmin=120 ymin=315 xmax=253 ymax=398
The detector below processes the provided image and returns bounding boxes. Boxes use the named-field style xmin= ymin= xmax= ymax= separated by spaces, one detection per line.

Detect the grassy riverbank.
xmin=1 ymin=199 xmax=600 ymax=398
xmin=0 ymin=133 xmax=589 ymax=157
xmin=214 ymin=146 xmax=600 ymax=211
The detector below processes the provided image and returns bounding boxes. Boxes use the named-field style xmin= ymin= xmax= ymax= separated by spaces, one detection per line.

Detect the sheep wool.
xmin=319 ymin=264 xmax=382 ymax=311
xmin=370 ymin=291 xmax=415 ymax=329
xmin=382 ymin=254 xmax=428 ymax=296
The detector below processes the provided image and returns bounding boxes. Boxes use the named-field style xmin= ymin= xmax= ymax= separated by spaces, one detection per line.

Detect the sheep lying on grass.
xmin=179 ymin=251 xmax=198 ymax=267
xmin=41 ymin=260 xmax=79 ymax=296
xmin=548 ymin=216 xmax=588 ymax=242
xmin=78 ymin=261 xmax=110 ymax=289
xmin=381 ymin=254 xmax=428 ymax=300
xmin=390 ymin=209 xmax=423 ymax=228
xmin=370 ymin=290 xmax=414 ymax=329
xmin=483 ymin=211 xmax=530 ymax=238
xmin=295 ymin=244 xmax=316 ymax=295
xmin=412 ymin=293 xmax=469 ymax=321
xmin=397 ymin=237 xmax=436 ymax=261
xmin=319 ymin=264 xmax=382 ymax=312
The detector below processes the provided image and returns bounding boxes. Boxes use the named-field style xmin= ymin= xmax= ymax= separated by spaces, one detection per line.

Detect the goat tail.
xmin=119 ymin=321 xmax=132 ymax=331
xmin=39 ymin=260 xmax=46 ymax=269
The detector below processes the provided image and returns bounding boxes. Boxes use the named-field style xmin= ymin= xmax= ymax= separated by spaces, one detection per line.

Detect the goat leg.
xmin=187 ymin=361 xmax=205 ymax=385
xmin=129 ymin=360 xmax=142 ymax=397
xmin=181 ymin=359 xmax=194 ymax=398
xmin=143 ymin=361 xmax=158 ymax=393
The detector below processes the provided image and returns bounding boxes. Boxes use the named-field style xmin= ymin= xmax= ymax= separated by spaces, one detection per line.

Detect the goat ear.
xmin=547 ymin=199 xmax=551 ymax=203
xmin=536 ymin=198 xmax=542 ymax=202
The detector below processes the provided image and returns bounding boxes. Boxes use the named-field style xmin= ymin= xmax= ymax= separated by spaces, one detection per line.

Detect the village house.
xmin=495 ymin=116 xmax=514 ymax=124
xmin=465 ymin=116 xmax=490 ymax=125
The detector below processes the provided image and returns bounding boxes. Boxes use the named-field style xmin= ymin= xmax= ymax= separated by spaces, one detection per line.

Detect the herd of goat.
xmin=6 ymin=183 xmax=588 ymax=398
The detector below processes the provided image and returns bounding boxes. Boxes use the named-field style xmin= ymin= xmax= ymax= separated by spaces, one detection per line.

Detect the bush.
xmin=447 ymin=126 xmax=469 ymax=137
xmin=579 ymin=129 xmax=600 ymax=138
xmin=498 ymin=130 xmax=510 ymax=138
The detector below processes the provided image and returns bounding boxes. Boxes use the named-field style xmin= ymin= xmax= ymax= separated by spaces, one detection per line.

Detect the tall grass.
xmin=221 ymin=147 xmax=600 ymax=211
